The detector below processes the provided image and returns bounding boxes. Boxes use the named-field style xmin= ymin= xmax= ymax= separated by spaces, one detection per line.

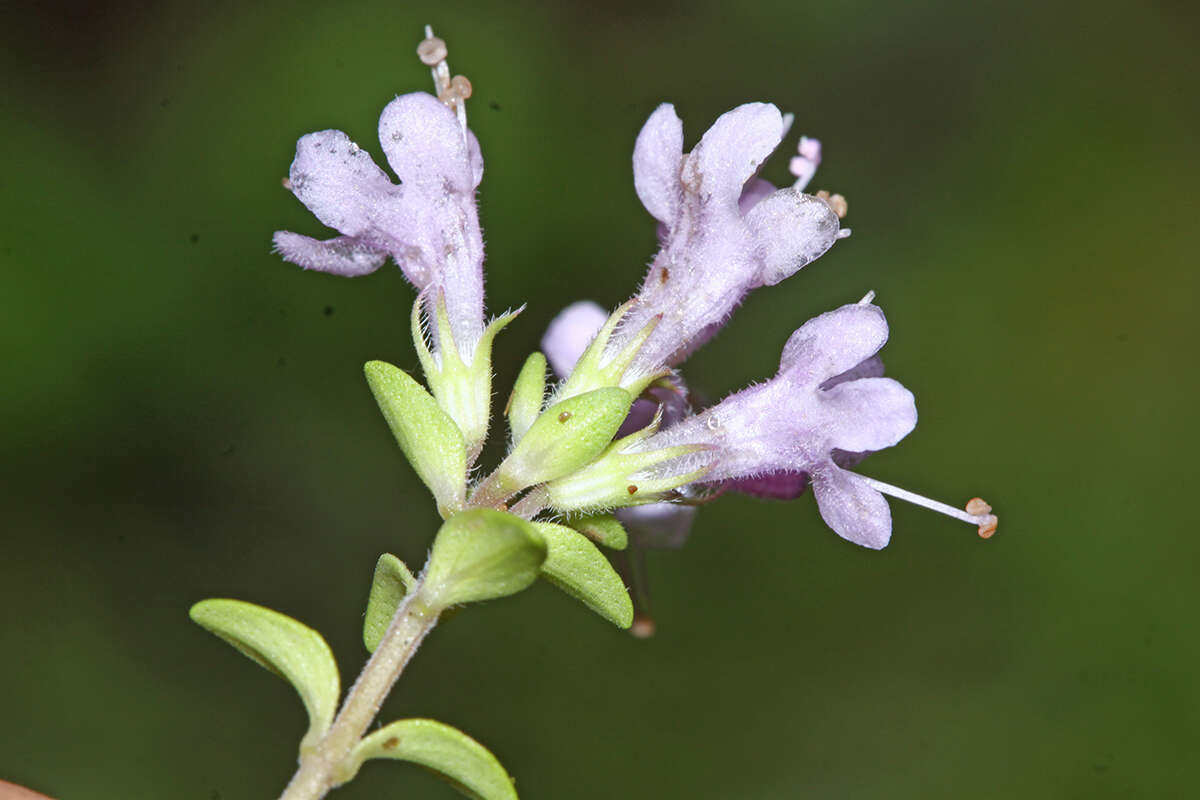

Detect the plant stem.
xmin=278 ymin=582 xmax=440 ymax=800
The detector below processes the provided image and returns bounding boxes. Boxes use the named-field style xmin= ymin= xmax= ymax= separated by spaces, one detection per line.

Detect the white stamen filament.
xmin=858 ymin=290 xmax=876 ymax=305
xmin=858 ymin=475 xmax=998 ymax=538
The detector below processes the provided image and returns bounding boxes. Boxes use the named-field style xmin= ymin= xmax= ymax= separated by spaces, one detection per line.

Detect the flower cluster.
xmin=274 ymin=28 xmax=996 ymax=562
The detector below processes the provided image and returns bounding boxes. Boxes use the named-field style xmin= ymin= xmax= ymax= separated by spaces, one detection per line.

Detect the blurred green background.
xmin=2 ymin=0 xmax=1197 ymax=797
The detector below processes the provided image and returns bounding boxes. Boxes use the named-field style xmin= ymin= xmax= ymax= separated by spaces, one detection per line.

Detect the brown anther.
xmin=827 ymin=193 xmax=848 ymax=219
xmin=630 ymin=614 xmax=656 ymax=639
xmin=450 ymin=75 xmax=473 ymax=100
xmin=626 ymin=485 xmax=638 ymax=495
xmin=659 ymin=266 xmax=670 ymax=284
xmin=965 ymin=497 xmax=992 ymax=516
xmin=977 ymin=514 xmax=999 ymax=539
xmin=437 ymin=87 xmax=460 ymax=108
xmin=498 ymin=502 xmax=508 ymax=512
xmin=417 ymin=37 xmax=447 ymax=66
xmin=382 ymin=736 xmax=400 ymax=750
xmin=281 ymin=177 xmax=293 ymax=190
xmin=558 ymin=411 xmax=573 ymax=423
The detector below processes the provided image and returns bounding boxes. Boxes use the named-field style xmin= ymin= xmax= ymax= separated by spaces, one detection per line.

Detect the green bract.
xmin=189 ymin=599 xmax=340 ymax=754
xmin=422 ymin=509 xmax=547 ymax=609
xmin=534 ymin=522 xmax=633 ymax=629
xmin=553 ymin=299 xmax=666 ymax=401
xmin=365 ymin=360 xmax=467 ymax=516
xmin=412 ymin=295 xmax=520 ymax=463
xmin=499 ymin=387 xmax=633 ymax=490
xmin=363 ymin=554 xmax=416 ymax=653
xmin=341 ymin=718 xmax=517 ymax=800
xmin=505 ymin=351 xmax=547 ymax=444
xmin=544 ymin=415 xmax=711 ymax=513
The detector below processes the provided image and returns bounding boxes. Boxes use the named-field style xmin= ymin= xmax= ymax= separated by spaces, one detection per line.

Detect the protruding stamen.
xmin=417 ymin=33 xmax=447 ymax=66
xmin=419 ymin=25 xmax=469 ymax=135
xmin=858 ymin=475 xmax=999 ymax=540
xmin=789 ymin=136 xmax=821 ymax=190
xmin=858 ymin=290 xmax=876 ymax=305
xmin=815 ymin=190 xmax=848 ymax=219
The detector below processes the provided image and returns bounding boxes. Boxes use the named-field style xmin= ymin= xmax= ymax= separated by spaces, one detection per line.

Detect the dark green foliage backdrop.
xmin=2 ymin=0 xmax=1197 ymax=797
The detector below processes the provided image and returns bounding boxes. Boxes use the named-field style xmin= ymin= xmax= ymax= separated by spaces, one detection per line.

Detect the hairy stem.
xmin=278 ymin=582 xmax=440 ymax=800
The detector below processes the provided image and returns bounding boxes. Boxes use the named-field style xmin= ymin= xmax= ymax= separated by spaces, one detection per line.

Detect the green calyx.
xmin=472 ymin=387 xmax=634 ymax=507
xmin=412 ymin=293 xmax=521 ymax=464
xmin=543 ymin=414 xmax=714 ymax=513
xmin=554 ymin=300 xmax=667 ymax=402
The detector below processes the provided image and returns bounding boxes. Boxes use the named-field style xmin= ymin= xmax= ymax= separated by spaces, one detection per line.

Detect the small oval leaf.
xmin=189 ymin=599 xmax=340 ymax=751
xmin=363 ymin=554 xmax=416 ymax=653
xmin=365 ymin=360 xmax=467 ymax=514
xmin=533 ymin=523 xmax=633 ymax=628
xmin=422 ymin=510 xmax=547 ymax=610
xmin=570 ymin=513 xmax=628 ymax=550
xmin=344 ymin=718 xmax=517 ymax=800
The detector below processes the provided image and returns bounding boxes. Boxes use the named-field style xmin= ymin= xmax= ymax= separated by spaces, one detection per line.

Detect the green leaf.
xmin=363 ymin=554 xmax=416 ymax=654
xmin=189 ymin=598 xmax=340 ymax=752
xmin=505 ymin=352 xmax=547 ymax=444
xmin=533 ymin=523 xmax=633 ymax=629
xmin=365 ymin=360 xmax=467 ymax=515
xmin=341 ymin=718 xmax=517 ymax=800
xmin=571 ymin=513 xmax=628 ymax=550
xmin=422 ymin=510 xmax=547 ymax=610
xmin=500 ymin=387 xmax=633 ymax=490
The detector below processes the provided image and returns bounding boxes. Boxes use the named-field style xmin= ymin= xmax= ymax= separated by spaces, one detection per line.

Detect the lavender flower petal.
xmin=811 ymin=464 xmax=892 ymax=549
xmin=633 ymin=104 xmax=684 ymax=225
xmin=272 ymin=232 xmax=388 ymax=277
xmin=779 ymin=303 xmax=889 ymax=386
xmin=820 ymin=378 xmax=917 ymax=453
xmin=744 ymin=188 xmax=842 ymax=287
xmin=286 ymin=130 xmax=403 ymax=237
xmin=378 ymin=93 xmax=478 ymax=193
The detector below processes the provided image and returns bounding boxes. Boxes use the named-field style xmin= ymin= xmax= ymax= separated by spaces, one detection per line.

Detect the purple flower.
xmin=273 ymin=92 xmax=486 ymax=361
xmin=638 ymin=301 xmax=917 ymax=549
xmin=606 ymin=103 xmax=845 ymax=382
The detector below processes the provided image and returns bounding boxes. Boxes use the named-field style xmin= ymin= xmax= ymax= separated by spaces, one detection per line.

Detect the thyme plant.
xmin=188 ymin=26 xmax=998 ymax=800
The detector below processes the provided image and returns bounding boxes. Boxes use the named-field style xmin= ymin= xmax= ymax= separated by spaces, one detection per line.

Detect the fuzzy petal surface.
xmin=272 ymin=232 xmax=388 ymax=276
xmin=633 ymin=104 xmax=684 ymax=224
xmin=745 ymin=188 xmax=841 ymax=287
xmin=820 ymin=378 xmax=917 ymax=453
xmin=683 ymin=103 xmax=783 ymax=210
xmin=286 ymin=130 xmax=401 ymax=237
xmin=780 ymin=303 xmax=889 ymax=386
xmin=811 ymin=465 xmax=892 ymax=549
xmin=378 ymin=93 xmax=477 ymax=193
